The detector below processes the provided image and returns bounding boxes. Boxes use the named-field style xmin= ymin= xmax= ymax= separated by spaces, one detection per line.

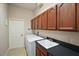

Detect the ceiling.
xmin=9 ymin=3 xmax=43 ymax=11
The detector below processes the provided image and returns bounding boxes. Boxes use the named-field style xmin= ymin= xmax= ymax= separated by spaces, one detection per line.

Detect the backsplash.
xmin=33 ymin=30 xmax=79 ymax=46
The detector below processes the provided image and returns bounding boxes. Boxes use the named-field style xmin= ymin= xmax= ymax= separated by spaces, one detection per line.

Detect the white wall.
xmin=33 ymin=3 xmax=79 ymax=46
xmin=0 ymin=3 xmax=9 ymax=56
xmin=8 ymin=4 xmax=34 ymax=34
xmin=34 ymin=3 xmax=57 ymax=17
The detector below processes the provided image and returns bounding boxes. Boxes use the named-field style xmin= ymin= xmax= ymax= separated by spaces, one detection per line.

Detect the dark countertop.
xmin=36 ymin=37 xmax=79 ymax=56
xmin=47 ymin=45 xmax=79 ymax=56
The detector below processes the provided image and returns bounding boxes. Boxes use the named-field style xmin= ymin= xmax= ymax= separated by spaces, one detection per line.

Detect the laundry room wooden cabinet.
xmin=36 ymin=47 xmax=47 ymax=56
xmin=36 ymin=44 xmax=47 ymax=56
xmin=77 ymin=3 xmax=79 ymax=31
xmin=37 ymin=15 xmax=42 ymax=29
xmin=47 ymin=6 xmax=57 ymax=30
xmin=34 ymin=18 xmax=38 ymax=29
xmin=41 ymin=11 xmax=48 ymax=30
xmin=31 ymin=3 xmax=79 ymax=32
xmin=57 ymin=3 xmax=76 ymax=31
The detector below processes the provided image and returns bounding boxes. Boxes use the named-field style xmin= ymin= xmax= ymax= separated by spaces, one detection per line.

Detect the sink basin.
xmin=37 ymin=39 xmax=59 ymax=49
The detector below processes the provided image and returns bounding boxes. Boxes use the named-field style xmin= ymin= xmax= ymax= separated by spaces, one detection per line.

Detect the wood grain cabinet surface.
xmin=77 ymin=3 xmax=79 ymax=31
xmin=36 ymin=46 xmax=47 ymax=56
xmin=57 ymin=3 xmax=76 ymax=31
xmin=31 ymin=3 xmax=79 ymax=32
xmin=41 ymin=11 xmax=48 ymax=30
xmin=37 ymin=15 xmax=42 ymax=29
xmin=47 ymin=6 xmax=57 ymax=30
xmin=34 ymin=18 xmax=38 ymax=29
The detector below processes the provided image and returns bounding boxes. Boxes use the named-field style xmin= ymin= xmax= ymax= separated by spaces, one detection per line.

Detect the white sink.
xmin=37 ymin=39 xmax=59 ymax=49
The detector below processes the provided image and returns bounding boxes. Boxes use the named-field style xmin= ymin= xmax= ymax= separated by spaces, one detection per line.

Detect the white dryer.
xmin=25 ymin=34 xmax=43 ymax=56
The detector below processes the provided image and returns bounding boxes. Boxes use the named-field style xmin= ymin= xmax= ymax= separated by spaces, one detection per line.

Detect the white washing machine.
xmin=25 ymin=34 xmax=44 ymax=56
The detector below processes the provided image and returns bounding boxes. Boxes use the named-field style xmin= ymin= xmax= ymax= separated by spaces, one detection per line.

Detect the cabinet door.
xmin=41 ymin=11 xmax=48 ymax=30
xmin=34 ymin=18 xmax=38 ymax=29
xmin=36 ymin=45 xmax=47 ymax=56
xmin=36 ymin=47 xmax=41 ymax=56
xmin=57 ymin=3 xmax=76 ymax=31
xmin=40 ymin=52 xmax=46 ymax=56
xmin=40 ymin=48 xmax=47 ymax=56
xmin=48 ymin=6 xmax=57 ymax=30
xmin=77 ymin=3 xmax=79 ymax=31
xmin=38 ymin=15 xmax=42 ymax=29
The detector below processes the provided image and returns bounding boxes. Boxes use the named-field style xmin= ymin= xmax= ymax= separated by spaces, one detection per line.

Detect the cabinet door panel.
xmin=48 ymin=6 xmax=56 ymax=30
xmin=34 ymin=18 xmax=38 ymax=29
xmin=77 ymin=3 xmax=79 ymax=31
xmin=40 ymin=53 xmax=46 ymax=56
xmin=36 ymin=44 xmax=47 ymax=56
xmin=57 ymin=3 xmax=76 ymax=30
xmin=38 ymin=15 xmax=42 ymax=29
xmin=41 ymin=11 xmax=48 ymax=30
xmin=36 ymin=47 xmax=41 ymax=56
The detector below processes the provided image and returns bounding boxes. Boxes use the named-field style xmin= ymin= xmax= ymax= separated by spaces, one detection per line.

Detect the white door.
xmin=9 ymin=20 xmax=25 ymax=49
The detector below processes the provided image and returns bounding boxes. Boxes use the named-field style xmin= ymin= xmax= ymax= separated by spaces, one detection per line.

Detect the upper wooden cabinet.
xmin=77 ymin=3 xmax=79 ymax=31
xmin=34 ymin=18 xmax=38 ymax=29
xmin=41 ymin=11 xmax=48 ymax=30
xmin=47 ymin=6 xmax=57 ymax=30
xmin=37 ymin=15 xmax=42 ymax=29
xmin=31 ymin=19 xmax=35 ymax=29
xmin=31 ymin=3 xmax=79 ymax=31
xmin=57 ymin=3 xmax=76 ymax=31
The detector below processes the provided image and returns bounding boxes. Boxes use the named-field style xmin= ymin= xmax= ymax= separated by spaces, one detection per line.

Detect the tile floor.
xmin=7 ymin=48 xmax=27 ymax=56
